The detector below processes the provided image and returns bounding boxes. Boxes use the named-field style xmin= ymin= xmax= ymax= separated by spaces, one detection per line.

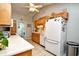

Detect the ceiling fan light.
xmin=29 ymin=8 xmax=35 ymax=12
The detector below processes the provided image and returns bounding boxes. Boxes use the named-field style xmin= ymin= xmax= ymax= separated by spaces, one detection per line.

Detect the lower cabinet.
xmin=15 ymin=50 xmax=32 ymax=56
xmin=32 ymin=32 xmax=40 ymax=44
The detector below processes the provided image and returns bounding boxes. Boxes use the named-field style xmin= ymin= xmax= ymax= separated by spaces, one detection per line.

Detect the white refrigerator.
xmin=44 ymin=17 xmax=67 ymax=56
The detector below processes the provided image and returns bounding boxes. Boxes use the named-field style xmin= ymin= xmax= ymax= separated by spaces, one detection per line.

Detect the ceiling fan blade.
xmin=29 ymin=8 xmax=39 ymax=12
xmin=23 ymin=6 xmax=33 ymax=8
xmin=34 ymin=5 xmax=43 ymax=8
xmin=34 ymin=8 xmax=39 ymax=12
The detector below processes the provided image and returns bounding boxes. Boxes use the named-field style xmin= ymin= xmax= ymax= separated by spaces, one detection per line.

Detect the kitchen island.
xmin=0 ymin=35 xmax=34 ymax=56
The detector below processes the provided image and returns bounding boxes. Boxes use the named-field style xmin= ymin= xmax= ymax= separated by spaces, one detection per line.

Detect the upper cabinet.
xmin=34 ymin=16 xmax=47 ymax=31
xmin=0 ymin=3 xmax=11 ymax=26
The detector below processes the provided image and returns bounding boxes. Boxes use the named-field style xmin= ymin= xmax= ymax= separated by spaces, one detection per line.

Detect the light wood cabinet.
xmin=10 ymin=20 xmax=17 ymax=35
xmin=34 ymin=16 xmax=47 ymax=31
xmin=0 ymin=3 xmax=11 ymax=25
xmin=32 ymin=32 xmax=40 ymax=44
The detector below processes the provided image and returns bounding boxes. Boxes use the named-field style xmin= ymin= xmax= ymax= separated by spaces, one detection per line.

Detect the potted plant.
xmin=0 ymin=32 xmax=8 ymax=50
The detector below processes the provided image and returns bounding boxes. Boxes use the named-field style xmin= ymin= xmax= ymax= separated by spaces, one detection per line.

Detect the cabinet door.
xmin=32 ymin=33 xmax=40 ymax=44
xmin=0 ymin=3 xmax=11 ymax=25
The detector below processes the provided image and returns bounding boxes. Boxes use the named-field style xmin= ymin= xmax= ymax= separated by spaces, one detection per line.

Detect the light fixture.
xmin=29 ymin=8 xmax=35 ymax=12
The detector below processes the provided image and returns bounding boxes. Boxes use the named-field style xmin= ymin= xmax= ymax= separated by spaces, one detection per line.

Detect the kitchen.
xmin=0 ymin=3 xmax=79 ymax=56
xmin=0 ymin=3 xmax=34 ymax=56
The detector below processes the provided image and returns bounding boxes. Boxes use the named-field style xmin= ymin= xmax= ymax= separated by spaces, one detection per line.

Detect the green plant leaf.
xmin=2 ymin=37 xmax=8 ymax=47
xmin=0 ymin=32 xmax=4 ymax=40
xmin=0 ymin=32 xmax=4 ymax=36
xmin=0 ymin=32 xmax=9 ymax=47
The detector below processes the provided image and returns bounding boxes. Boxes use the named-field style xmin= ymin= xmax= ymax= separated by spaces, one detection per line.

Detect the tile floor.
xmin=26 ymin=39 xmax=54 ymax=56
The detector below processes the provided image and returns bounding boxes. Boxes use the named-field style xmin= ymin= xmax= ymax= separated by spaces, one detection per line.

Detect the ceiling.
xmin=12 ymin=3 xmax=53 ymax=16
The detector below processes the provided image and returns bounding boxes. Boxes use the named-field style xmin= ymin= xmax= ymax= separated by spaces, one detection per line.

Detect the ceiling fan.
xmin=23 ymin=3 xmax=43 ymax=12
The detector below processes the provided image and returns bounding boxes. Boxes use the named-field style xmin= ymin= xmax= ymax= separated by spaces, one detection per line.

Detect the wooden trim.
xmin=48 ymin=9 xmax=69 ymax=21
xmin=15 ymin=50 xmax=32 ymax=56
xmin=10 ymin=20 xmax=17 ymax=35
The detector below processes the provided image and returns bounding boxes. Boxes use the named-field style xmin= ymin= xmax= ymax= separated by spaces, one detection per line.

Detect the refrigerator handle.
xmin=46 ymin=39 xmax=58 ymax=44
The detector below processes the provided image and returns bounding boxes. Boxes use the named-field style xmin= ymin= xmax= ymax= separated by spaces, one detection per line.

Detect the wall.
xmin=35 ymin=3 xmax=79 ymax=43
xmin=24 ymin=13 xmax=33 ymax=39
xmin=12 ymin=12 xmax=33 ymax=39
xmin=12 ymin=13 xmax=25 ymax=39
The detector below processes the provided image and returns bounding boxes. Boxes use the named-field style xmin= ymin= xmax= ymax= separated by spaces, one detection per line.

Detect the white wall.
xmin=12 ymin=13 xmax=26 ymax=38
xmin=35 ymin=3 xmax=79 ymax=43
xmin=12 ymin=12 xmax=33 ymax=39
xmin=24 ymin=14 xmax=33 ymax=39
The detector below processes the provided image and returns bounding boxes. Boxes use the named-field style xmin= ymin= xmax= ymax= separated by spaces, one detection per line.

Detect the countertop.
xmin=0 ymin=35 xmax=34 ymax=56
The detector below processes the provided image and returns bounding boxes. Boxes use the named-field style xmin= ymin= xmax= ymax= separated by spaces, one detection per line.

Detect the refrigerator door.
xmin=45 ymin=19 xmax=62 ymax=42
xmin=45 ymin=39 xmax=61 ymax=55
xmin=45 ymin=39 xmax=65 ymax=56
